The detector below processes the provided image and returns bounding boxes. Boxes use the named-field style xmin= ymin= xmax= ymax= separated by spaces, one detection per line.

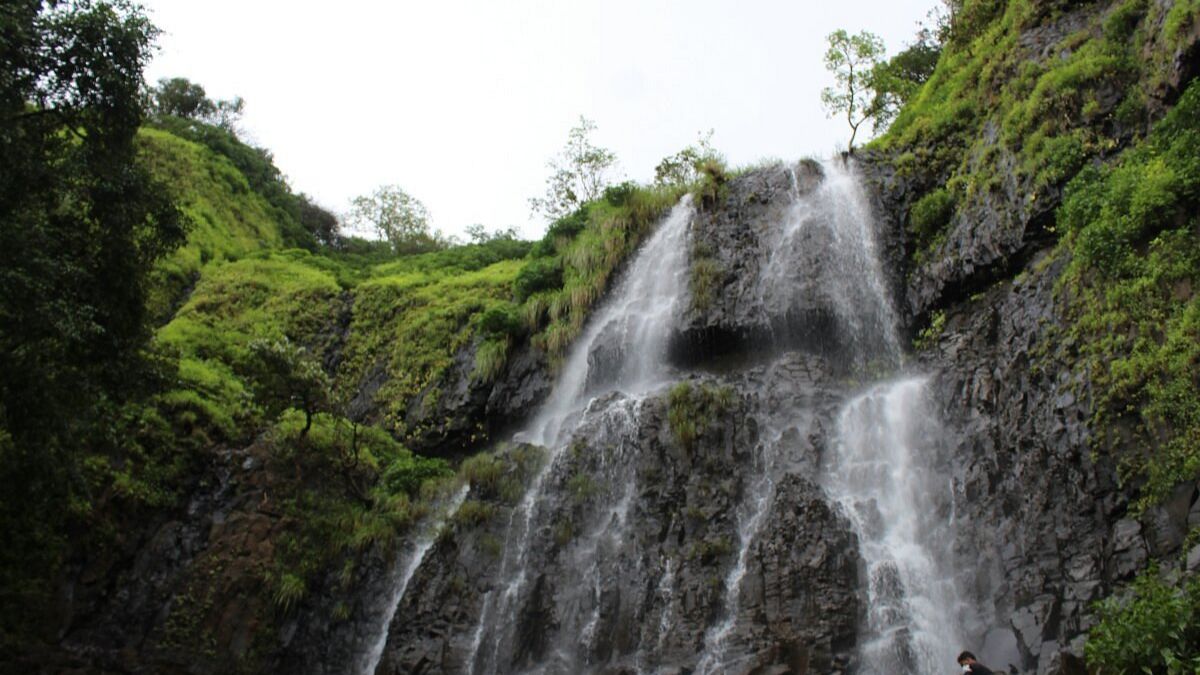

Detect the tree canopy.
xmin=0 ymin=0 xmax=185 ymax=644
xmin=348 ymin=184 xmax=448 ymax=253
xmin=821 ymin=29 xmax=887 ymax=152
xmin=529 ymin=116 xmax=619 ymax=221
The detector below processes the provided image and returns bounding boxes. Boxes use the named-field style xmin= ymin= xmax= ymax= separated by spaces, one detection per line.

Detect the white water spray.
xmin=824 ymin=378 xmax=966 ymax=674
xmin=464 ymin=196 xmax=695 ymax=675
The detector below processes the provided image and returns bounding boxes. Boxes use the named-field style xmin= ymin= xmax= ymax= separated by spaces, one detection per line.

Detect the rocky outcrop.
xmin=30 ymin=444 xmax=424 ymax=675
xmin=397 ymin=339 xmax=553 ymax=459
xmin=907 ymin=245 xmax=1200 ymax=673
xmin=670 ymin=160 xmax=845 ymax=365
xmin=378 ymin=354 xmax=861 ymax=674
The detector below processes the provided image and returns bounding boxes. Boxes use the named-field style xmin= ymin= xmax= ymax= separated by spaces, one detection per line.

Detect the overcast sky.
xmin=143 ymin=0 xmax=936 ymax=240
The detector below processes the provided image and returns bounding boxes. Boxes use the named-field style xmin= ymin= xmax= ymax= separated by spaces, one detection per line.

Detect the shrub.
xmin=514 ymin=257 xmax=564 ymax=302
xmin=908 ymin=188 xmax=956 ymax=250
xmin=1086 ymin=566 xmax=1200 ymax=673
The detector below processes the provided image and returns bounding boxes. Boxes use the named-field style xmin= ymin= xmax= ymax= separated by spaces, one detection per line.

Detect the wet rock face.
xmin=378 ymin=354 xmax=861 ymax=675
xmin=387 ymin=339 xmax=553 ymax=460
xmin=912 ymin=247 xmax=1200 ymax=674
xmin=670 ymin=160 xmax=849 ymax=365
xmin=38 ymin=445 xmax=408 ymax=675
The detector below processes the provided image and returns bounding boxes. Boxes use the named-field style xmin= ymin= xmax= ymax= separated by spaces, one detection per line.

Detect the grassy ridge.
xmin=137 ymin=128 xmax=287 ymax=318
xmin=874 ymin=0 xmax=1193 ymax=261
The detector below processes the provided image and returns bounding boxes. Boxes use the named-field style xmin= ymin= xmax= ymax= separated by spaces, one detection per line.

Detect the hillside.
xmin=3 ymin=1 xmax=1200 ymax=674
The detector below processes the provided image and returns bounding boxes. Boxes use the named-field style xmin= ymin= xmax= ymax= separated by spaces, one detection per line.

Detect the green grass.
xmin=872 ymin=0 xmax=1185 ymax=258
xmin=137 ymin=128 xmax=288 ymax=318
xmin=667 ymin=381 xmax=735 ymax=451
xmin=518 ymin=182 xmax=686 ymax=364
xmin=155 ymin=252 xmax=342 ymax=441
xmin=1056 ymin=80 xmax=1200 ymax=511
xmin=336 ymin=258 xmax=524 ymax=443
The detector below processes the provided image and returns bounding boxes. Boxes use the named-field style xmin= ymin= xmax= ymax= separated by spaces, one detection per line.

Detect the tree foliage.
xmin=821 ymin=29 xmax=887 ymax=152
xmin=654 ymin=130 xmax=722 ymax=189
xmin=0 ymin=0 xmax=184 ymax=645
xmin=348 ymin=184 xmax=447 ymax=254
xmin=150 ymin=76 xmax=244 ymax=131
xmin=244 ymin=338 xmax=331 ymax=437
xmin=869 ymin=30 xmax=941 ymax=130
xmin=529 ymin=116 xmax=618 ymax=221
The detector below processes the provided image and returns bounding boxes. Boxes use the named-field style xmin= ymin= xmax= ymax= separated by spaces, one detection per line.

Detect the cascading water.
xmin=464 ymin=195 xmax=695 ymax=675
xmin=355 ymin=485 xmax=469 ymax=675
xmin=758 ymin=160 xmax=903 ymax=365
xmin=373 ymin=159 xmax=974 ymax=675
xmin=823 ymin=379 xmax=965 ymax=673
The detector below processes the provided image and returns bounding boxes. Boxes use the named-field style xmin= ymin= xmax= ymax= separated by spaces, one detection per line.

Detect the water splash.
xmin=824 ymin=378 xmax=966 ymax=673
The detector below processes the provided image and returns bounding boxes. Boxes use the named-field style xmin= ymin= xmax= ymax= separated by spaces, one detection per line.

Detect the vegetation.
xmin=871 ymin=0 xmax=1192 ymax=263
xmin=822 ymin=29 xmax=888 ymax=151
xmin=667 ymin=381 xmax=736 ymax=450
xmin=348 ymin=184 xmax=452 ymax=254
xmin=529 ymin=116 xmax=619 ymax=221
xmin=0 ymin=0 xmax=184 ymax=647
xmin=654 ymin=130 xmax=722 ymax=188
xmin=149 ymin=76 xmax=244 ymax=131
xmin=1057 ymin=80 xmax=1200 ymax=512
xmin=517 ymin=181 xmax=685 ymax=363
xmin=1086 ymin=565 xmax=1200 ymax=673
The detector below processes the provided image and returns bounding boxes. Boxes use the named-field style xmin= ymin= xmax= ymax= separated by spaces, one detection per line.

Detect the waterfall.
xmin=758 ymin=159 xmax=903 ymax=366
xmin=464 ymin=195 xmax=695 ymax=675
xmin=355 ymin=484 xmax=469 ymax=675
xmin=395 ymin=159 xmax=971 ymax=675
xmin=824 ymin=379 xmax=965 ymax=673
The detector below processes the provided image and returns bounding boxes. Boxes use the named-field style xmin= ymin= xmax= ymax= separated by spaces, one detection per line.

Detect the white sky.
xmin=143 ymin=0 xmax=936 ymax=240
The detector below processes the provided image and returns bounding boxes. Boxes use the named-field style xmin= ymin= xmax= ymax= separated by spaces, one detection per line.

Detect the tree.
xmin=869 ymin=29 xmax=941 ymax=130
xmin=297 ymin=194 xmax=340 ymax=247
xmin=654 ymin=130 xmax=722 ymax=188
xmin=821 ymin=29 xmax=887 ymax=152
xmin=245 ymin=338 xmax=331 ymax=438
xmin=150 ymin=76 xmax=244 ymax=131
xmin=348 ymin=185 xmax=445 ymax=254
xmin=529 ymin=116 xmax=618 ymax=221
xmin=0 ymin=0 xmax=184 ymax=643
xmin=465 ymin=223 xmax=519 ymax=244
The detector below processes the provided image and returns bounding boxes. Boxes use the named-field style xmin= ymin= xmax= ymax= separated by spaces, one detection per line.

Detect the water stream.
xmin=465 ymin=195 xmax=695 ymax=675
xmin=355 ymin=485 xmax=469 ymax=675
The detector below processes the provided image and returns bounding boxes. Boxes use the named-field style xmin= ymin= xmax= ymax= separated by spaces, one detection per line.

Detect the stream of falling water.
xmin=824 ymin=378 xmax=965 ymax=673
xmin=355 ymin=485 xmax=469 ymax=675
xmin=463 ymin=195 xmax=695 ymax=675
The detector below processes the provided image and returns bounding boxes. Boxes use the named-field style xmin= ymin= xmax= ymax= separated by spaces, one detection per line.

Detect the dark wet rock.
xmin=377 ymin=356 xmax=859 ymax=675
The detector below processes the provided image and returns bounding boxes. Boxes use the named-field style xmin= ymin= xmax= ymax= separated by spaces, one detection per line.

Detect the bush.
xmin=908 ymin=187 xmax=956 ymax=250
xmin=477 ymin=305 xmax=523 ymax=337
xmin=1086 ymin=567 xmax=1200 ymax=673
xmin=514 ymin=257 xmax=564 ymax=302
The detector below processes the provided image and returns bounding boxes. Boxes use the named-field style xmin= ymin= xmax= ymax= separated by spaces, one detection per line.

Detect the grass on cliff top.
xmin=335 ymin=258 xmax=526 ymax=443
xmin=516 ymin=182 xmax=687 ymax=365
xmin=137 ymin=128 xmax=289 ymax=319
xmin=873 ymin=0 xmax=1190 ymax=261
xmin=1057 ymin=79 xmax=1200 ymax=512
xmin=155 ymin=251 xmax=343 ymax=441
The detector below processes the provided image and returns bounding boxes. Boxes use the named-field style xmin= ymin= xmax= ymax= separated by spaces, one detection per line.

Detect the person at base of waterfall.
xmin=957 ymin=650 xmax=995 ymax=674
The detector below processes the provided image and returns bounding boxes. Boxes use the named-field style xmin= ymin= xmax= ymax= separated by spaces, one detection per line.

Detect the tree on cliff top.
xmin=529 ymin=116 xmax=619 ymax=221
xmin=821 ymin=29 xmax=887 ymax=152
xmin=348 ymin=184 xmax=451 ymax=254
